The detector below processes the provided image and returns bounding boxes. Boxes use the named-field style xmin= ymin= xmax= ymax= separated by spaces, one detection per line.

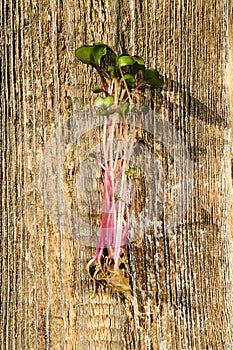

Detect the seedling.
xmin=75 ymin=44 xmax=163 ymax=288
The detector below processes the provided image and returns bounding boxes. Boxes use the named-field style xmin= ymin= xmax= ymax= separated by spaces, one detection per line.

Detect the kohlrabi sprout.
xmin=75 ymin=44 xmax=163 ymax=279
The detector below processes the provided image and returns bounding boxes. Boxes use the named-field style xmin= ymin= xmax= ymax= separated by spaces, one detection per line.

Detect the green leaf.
xmin=125 ymin=167 xmax=137 ymax=176
xmin=76 ymin=44 xmax=117 ymax=84
xmin=143 ymin=68 xmax=164 ymax=87
xmin=123 ymin=73 xmax=135 ymax=84
xmin=75 ymin=44 xmax=108 ymax=67
xmin=94 ymin=95 xmax=114 ymax=109
xmin=75 ymin=44 xmax=115 ymax=70
xmin=92 ymin=87 xmax=104 ymax=93
xmin=117 ymin=55 xmax=135 ymax=68
xmin=117 ymin=55 xmax=145 ymax=70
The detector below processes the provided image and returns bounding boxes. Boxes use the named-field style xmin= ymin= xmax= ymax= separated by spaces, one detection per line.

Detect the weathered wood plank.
xmin=1 ymin=0 xmax=232 ymax=349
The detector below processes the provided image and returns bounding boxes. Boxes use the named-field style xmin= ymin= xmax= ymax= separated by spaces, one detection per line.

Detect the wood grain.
xmin=1 ymin=0 xmax=232 ymax=349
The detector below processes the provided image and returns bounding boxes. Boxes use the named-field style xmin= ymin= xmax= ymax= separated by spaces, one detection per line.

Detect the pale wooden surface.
xmin=1 ymin=1 xmax=232 ymax=349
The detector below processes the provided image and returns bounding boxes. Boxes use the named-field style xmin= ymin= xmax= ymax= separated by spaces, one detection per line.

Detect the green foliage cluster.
xmin=75 ymin=44 xmax=163 ymax=110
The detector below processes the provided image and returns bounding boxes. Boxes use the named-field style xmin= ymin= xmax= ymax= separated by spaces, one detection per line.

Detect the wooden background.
xmin=1 ymin=0 xmax=233 ymax=349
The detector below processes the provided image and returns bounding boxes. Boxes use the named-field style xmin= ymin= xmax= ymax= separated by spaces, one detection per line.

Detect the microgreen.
xmin=75 ymin=44 xmax=163 ymax=272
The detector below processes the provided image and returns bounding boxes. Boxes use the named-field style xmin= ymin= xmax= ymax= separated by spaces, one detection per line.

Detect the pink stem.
xmin=93 ymin=114 xmax=139 ymax=269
